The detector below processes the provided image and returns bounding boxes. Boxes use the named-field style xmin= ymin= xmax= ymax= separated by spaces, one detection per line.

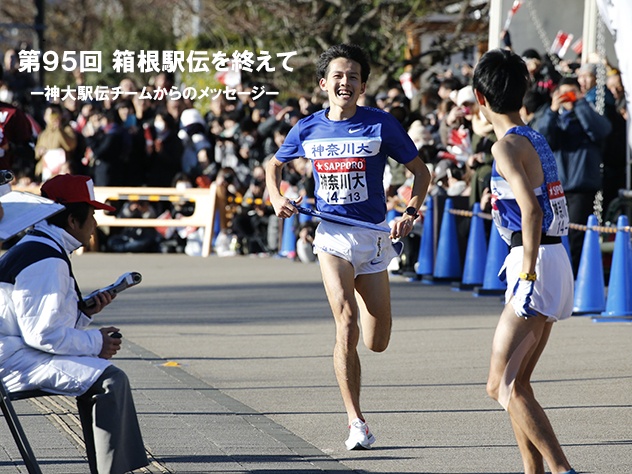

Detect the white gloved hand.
xmin=511 ymin=279 xmax=538 ymax=319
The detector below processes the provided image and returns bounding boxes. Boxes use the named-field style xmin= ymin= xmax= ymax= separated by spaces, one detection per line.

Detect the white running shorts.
xmin=502 ymin=243 xmax=574 ymax=322
xmin=313 ymin=220 xmax=396 ymax=277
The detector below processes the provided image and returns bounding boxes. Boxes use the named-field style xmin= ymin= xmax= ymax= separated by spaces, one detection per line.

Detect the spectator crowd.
xmin=0 ymin=41 xmax=628 ymax=273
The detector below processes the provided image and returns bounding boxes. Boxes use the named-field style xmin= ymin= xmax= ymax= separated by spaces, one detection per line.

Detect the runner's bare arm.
xmin=391 ymin=157 xmax=431 ymax=239
xmin=493 ymin=137 xmax=543 ymax=275
xmin=265 ymin=156 xmax=300 ymax=218
xmin=404 ymin=157 xmax=431 ymax=213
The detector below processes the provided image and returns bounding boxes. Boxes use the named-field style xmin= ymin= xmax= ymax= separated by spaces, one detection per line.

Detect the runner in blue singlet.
xmin=266 ymin=44 xmax=431 ymax=451
xmin=473 ymin=49 xmax=577 ymax=474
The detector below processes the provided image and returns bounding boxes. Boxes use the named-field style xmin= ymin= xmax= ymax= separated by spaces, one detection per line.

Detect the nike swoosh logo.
xmin=370 ymin=259 xmax=383 ymax=265
xmin=348 ymin=128 xmax=362 ymax=134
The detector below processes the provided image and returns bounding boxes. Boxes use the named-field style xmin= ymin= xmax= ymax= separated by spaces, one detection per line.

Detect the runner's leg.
xmin=318 ymin=252 xmax=363 ymax=423
xmin=355 ymin=270 xmax=392 ymax=352
xmin=509 ymin=322 xmax=552 ymax=474
xmin=487 ymin=305 xmax=571 ymax=473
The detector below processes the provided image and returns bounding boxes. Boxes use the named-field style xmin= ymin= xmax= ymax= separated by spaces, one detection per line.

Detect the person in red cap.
xmin=0 ymin=174 xmax=148 ymax=474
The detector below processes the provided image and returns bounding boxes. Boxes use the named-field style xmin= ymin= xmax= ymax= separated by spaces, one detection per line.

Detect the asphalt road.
xmin=0 ymin=253 xmax=630 ymax=473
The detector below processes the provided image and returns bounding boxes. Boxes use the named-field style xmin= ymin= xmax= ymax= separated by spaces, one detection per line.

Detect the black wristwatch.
xmin=404 ymin=206 xmax=418 ymax=217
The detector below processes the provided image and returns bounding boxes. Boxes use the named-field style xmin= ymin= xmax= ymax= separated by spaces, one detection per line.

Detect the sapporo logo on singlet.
xmin=303 ymin=137 xmax=381 ymax=205
xmin=546 ymin=180 xmax=569 ymax=235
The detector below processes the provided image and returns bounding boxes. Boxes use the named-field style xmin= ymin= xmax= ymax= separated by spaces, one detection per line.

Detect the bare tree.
xmin=178 ymin=0 xmax=489 ymax=93
xmin=1 ymin=1 xmax=490 ymax=96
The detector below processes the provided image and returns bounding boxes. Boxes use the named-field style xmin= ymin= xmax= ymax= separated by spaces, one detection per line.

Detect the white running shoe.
xmin=345 ymin=418 xmax=376 ymax=450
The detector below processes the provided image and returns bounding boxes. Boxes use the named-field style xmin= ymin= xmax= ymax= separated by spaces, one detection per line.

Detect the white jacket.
xmin=0 ymin=221 xmax=110 ymax=396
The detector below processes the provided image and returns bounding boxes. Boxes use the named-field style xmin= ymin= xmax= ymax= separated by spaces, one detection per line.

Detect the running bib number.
xmin=546 ymin=180 xmax=569 ymax=236
xmin=316 ymin=157 xmax=369 ymax=205
xmin=321 ymin=189 xmax=365 ymax=204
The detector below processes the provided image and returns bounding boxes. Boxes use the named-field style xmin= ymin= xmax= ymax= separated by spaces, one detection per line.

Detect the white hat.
xmin=456 ymin=86 xmax=475 ymax=107
xmin=449 ymin=89 xmax=459 ymax=105
xmin=180 ymin=108 xmax=205 ymax=128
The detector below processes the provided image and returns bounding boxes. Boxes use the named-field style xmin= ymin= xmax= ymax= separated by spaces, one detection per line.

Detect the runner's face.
xmin=319 ymin=58 xmax=366 ymax=111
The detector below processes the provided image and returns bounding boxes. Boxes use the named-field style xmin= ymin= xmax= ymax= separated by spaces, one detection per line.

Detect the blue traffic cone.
xmin=279 ymin=213 xmax=297 ymax=258
xmin=473 ymin=224 xmax=509 ymax=296
xmin=595 ymin=215 xmax=632 ymax=321
xmin=454 ymin=203 xmax=487 ymax=291
xmin=416 ymin=196 xmax=434 ymax=278
xmin=573 ymin=215 xmax=605 ymax=315
xmin=432 ymin=198 xmax=461 ymax=282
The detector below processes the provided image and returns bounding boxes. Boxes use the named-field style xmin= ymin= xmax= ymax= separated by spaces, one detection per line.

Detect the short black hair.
xmin=104 ymin=107 xmax=122 ymax=125
xmin=472 ymin=49 xmax=529 ymax=114
xmin=522 ymin=90 xmax=550 ymax=115
xmin=275 ymin=121 xmax=292 ymax=137
xmin=521 ymin=48 xmax=542 ymax=61
xmin=316 ymin=44 xmax=371 ymax=83
xmin=557 ymin=76 xmax=580 ymax=89
xmin=154 ymin=107 xmax=178 ymax=131
xmin=439 ymin=77 xmax=463 ymax=91
xmin=43 ymin=202 xmax=91 ymax=229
